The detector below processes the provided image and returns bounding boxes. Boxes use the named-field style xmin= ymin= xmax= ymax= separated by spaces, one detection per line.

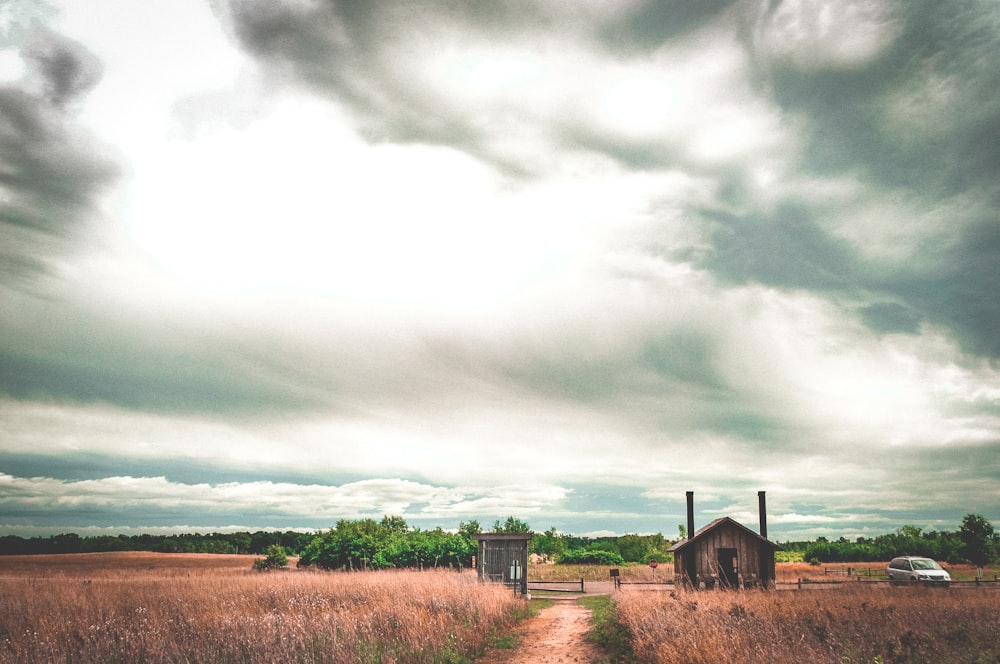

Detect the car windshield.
xmin=911 ymin=559 xmax=941 ymax=570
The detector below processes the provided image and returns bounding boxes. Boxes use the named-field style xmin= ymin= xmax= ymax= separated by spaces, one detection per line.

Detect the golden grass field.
xmin=2 ymin=553 xmax=998 ymax=663
xmin=0 ymin=552 xmax=521 ymax=663
xmin=615 ymin=582 xmax=1000 ymax=663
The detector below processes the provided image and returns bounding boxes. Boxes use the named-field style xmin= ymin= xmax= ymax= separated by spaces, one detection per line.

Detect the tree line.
xmin=2 ymin=513 xmax=995 ymax=568
xmin=784 ymin=514 xmax=998 ymax=566
xmin=0 ymin=530 xmax=312 ymax=556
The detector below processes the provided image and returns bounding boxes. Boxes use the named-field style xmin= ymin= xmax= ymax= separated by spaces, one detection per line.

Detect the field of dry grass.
xmin=616 ymin=583 xmax=1000 ymax=663
xmin=0 ymin=552 xmax=521 ymax=663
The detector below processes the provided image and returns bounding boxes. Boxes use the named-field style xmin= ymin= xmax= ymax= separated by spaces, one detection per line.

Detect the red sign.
xmin=648 ymin=559 xmax=658 ymax=569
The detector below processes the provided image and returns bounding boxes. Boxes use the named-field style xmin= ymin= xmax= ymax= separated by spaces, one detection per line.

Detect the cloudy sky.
xmin=1 ymin=0 xmax=998 ymax=542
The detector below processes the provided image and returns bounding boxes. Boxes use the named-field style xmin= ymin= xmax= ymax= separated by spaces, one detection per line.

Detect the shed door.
xmin=718 ymin=548 xmax=739 ymax=588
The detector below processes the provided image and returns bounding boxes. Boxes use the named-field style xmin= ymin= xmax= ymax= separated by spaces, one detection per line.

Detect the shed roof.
xmin=668 ymin=516 xmax=781 ymax=553
xmin=472 ymin=533 xmax=532 ymax=542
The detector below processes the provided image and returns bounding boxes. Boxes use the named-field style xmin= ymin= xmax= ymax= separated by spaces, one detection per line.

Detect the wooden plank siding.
xmin=669 ymin=517 xmax=779 ymax=589
xmin=473 ymin=534 xmax=530 ymax=595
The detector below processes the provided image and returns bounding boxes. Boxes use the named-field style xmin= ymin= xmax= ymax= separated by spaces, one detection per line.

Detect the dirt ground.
xmin=476 ymin=596 xmax=606 ymax=664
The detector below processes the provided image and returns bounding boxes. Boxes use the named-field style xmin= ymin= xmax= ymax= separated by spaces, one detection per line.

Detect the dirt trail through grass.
xmin=476 ymin=597 xmax=604 ymax=664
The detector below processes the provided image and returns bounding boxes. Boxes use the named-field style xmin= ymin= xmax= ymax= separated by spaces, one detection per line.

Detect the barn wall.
xmin=674 ymin=522 xmax=776 ymax=588
xmin=692 ymin=523 xmax=763 ymax=580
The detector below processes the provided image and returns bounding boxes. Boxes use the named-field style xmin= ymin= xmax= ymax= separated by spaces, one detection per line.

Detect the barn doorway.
xmin=717 ymin=548 xmax=739 ymax=588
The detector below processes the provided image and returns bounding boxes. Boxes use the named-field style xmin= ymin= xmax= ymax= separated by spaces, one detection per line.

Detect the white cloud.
xmin=0 ymin=472 xmax=569 ymax=522
xmin=0 ymin=48 xmax=23 ymax=82
xmin=745 ymin=0 xmax=903 ymax=71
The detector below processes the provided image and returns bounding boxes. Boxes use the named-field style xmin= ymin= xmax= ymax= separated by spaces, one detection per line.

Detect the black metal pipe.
xmin=758 ymin=490 xmax=767 ymax=539
xmin=686 ymin=491 xmax=695 ymax=540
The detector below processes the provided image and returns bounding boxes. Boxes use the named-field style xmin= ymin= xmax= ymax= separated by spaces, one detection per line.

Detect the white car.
xmin=886 ymin=556 xmax=951 ymax=583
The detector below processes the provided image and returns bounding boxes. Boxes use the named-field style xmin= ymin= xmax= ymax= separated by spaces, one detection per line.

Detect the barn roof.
xmin=667 ymin=516 xmax=781 ymax=552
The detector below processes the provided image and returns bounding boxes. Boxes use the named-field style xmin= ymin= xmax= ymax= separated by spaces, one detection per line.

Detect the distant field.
xmin=0 ymin=552 xmax=521 ymax=663
xmin=528 ymin=560 xmax=999 ymax=584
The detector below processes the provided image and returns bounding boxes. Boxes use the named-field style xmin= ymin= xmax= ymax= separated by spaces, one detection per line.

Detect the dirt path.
xmin=476 ymin=598 xmax=605 ymax=664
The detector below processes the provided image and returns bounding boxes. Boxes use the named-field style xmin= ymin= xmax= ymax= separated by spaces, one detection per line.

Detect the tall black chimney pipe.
xmin=686 ymin=491 xmax=695 ymax=540
xmin=758 ymin=490 xmax=767 ymax=539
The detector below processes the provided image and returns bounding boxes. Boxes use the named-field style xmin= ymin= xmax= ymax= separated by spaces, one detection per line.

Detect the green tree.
xmin=458 ymin=520 xmax=481 ymax=539
xmin=617 ymin=533 xmax=669 ymax=563
xmin=530 ymin=527 xmax=565 ymax=560
xmin=381 ymin=515 xmax=409 ymax=534
xmin=492 ymin=516 xmax=531 ymax=534
xmin=958 ymin=514 xmax=998 ymax=570
xmin=230 ymin=531 xmax=252 ymax=554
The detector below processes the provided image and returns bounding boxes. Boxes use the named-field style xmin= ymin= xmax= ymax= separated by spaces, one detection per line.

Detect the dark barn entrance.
xmin=717 ymin=548 xmax=739 ymax=588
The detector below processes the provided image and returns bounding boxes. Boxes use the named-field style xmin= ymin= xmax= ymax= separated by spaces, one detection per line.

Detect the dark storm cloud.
xmin=887 ymin=218 xmax=1000 ymax=357
xmin=710 ymin=1 xmax=1000 ymax=357
xmin=0 ymin=31 xmax=117 ymax=281
xmin=221 ymin=1 xmax=535 ymax=156
xmin=699 ymin=202 xmax=858 ymax=291
xmin=220 ymin=1 xmax=743 ymax=176
xmin=0 ymin=343 xmax=314 ymax=417
xmin=600 ymin=0 xmax=736 ymax=52
xmin=0 ymin=290 xmax=343 ymax=417
xmin=746 ymin=2 xmax=1000 ymax=193
xmin=23 ymin=29 xmax=103 ymax=108
xmin=860 ymin=302 xmax=920 ymax=335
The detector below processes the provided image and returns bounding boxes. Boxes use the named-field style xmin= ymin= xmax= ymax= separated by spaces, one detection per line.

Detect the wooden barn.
xmin=473 ymin=533 xmax=530 ymax=595
xmin=669 ymin=491 xmax=781 ymax=589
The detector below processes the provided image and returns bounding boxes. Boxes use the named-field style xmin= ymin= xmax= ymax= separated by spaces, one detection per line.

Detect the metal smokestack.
xmin=686 ymin=491 xmax=695 ymax=540
xmin=758 ymin=490 xmax=768 ymax=539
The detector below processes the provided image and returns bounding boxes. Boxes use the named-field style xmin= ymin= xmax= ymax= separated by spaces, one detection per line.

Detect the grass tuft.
xmin=578 ymin=595 xmax=637 ymax=664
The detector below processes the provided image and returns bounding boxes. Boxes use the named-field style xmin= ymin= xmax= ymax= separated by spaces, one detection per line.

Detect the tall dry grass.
xmin=615 ymin=584 xmax=1000 ymax=663
xmin=0 ymin=553 xmax=521 ymax=663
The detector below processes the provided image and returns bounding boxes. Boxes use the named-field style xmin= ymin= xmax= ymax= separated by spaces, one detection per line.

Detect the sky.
xmin=1 ymin=0 xmax=998 ymax=543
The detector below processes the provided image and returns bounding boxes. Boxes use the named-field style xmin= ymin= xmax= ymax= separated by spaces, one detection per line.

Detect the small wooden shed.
xmin=668 ymin=491 xmax=781 ymax=589
xmin=473 ymin=533 xmax=530 ymax=595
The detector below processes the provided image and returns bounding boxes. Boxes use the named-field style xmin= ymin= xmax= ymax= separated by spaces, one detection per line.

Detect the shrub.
xmin=558 ymin=548 xmax=625 ymax=566
xmin=252 ymin=544 xmax=288 ymax=570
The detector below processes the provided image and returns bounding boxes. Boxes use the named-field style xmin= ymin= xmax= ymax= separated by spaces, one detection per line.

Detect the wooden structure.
xmin=473 ymin=533 xmax=530 ymax=595
xmin=668 ymin=491 xmax=781 ymax=589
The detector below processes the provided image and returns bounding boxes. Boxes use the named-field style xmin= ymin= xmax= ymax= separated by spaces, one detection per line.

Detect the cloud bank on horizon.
xmin=1 ymin=0 xmax=998 ymax=540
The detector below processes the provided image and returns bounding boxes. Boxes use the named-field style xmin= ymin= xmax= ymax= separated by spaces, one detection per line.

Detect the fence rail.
xmin=777 ymin=578 xmax=1000 ymax=590
xmin=527 ymin=578 xmax=585 ymax=593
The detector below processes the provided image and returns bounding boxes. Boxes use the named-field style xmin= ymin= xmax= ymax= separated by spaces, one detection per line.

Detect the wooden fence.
xmin=527 ymin=578 xmax=585 ymax=593
xmin=776 ymin=578 xmax=1000 ymax=591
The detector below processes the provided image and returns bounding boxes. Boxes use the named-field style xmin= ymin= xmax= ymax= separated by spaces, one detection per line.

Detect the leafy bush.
xmin=252 ymin=544 xmax=288 ymax=570
xmin=558 ymin=548 xmax=625 ymax=566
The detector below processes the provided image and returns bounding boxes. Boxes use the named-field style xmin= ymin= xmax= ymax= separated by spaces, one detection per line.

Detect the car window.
xmin=912 ymin=559 xmax=940 ymax=570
